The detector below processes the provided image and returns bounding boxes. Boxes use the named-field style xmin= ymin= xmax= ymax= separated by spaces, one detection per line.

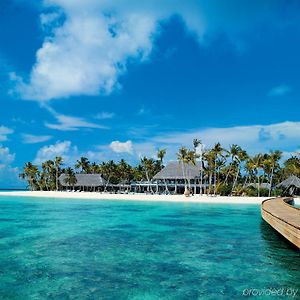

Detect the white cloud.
xmin=133 ymin=142 xmax=157 ymax=159
xmin=30 ymin=120 xmax=300 ymax=169
xmin=11 ymin=1 xmax=158 ymax=101
xmin=0 ymin=146 xmax=15 ymax=166
xmin=137 ymin=108 xmax=148 ymax=115
xmin=0 ymin=126 xmax=14 ymax=142
xmin=109 ymin=140 xmax=133 ymax=154
xmin=22 ymin=134 xmax=52 ymax=144
xmin=153 ymin=121 xmax=300 ymax=155
xmin=11 ymin=0 xmax=281 ymax=101
xmin=268 ymin=84 xmax=291 ymax=97
xmin=94 ymin=112 xmax=115 ymax=120
xmin=45 ymin=112 xmax=108 ymax=131
xmin=281 ymin=149 xmax=300 ymax=160
xmin=34 ymin=140 xmax=77 ymax=164
xmin=33 ymin=140 xmax=134 ymax=167
xmin=40 ymin=12 xmax=61 ymax=28
xmin=0 ymin=146 xmax=21 ymax=188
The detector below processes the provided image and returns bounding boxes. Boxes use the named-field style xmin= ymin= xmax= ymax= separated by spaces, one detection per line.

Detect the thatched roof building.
xmin=59 ymin=174 xmax=106 ymax=187
xmin=247 ymin=183 xmax=271 ymax=189
xmin=153 ymin=161 xmax=201 ymax=180
xmin=277 ymin=175 xmax=300 ymax=189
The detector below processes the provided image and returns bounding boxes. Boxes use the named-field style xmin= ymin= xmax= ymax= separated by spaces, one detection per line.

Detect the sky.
xmin=0 ymin=0 xmax=300 ymax=188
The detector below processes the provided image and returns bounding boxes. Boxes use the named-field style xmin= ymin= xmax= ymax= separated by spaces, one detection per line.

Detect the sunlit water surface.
xmin=0 ymin=196 xmax=299 ymax=299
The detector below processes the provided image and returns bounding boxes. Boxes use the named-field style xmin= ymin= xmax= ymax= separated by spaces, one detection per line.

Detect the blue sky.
xmin=1 ymin=0 xmax=300 ymax=188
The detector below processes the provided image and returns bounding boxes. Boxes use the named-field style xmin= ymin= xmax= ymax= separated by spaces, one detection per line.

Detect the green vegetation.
xmin=19 ymin=141 xmax=300 ymax=196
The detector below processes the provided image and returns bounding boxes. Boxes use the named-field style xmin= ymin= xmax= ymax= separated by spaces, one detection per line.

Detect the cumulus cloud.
xmin=153 ymin=121 xmax=300 ymax=155
xmin=22 ymin=133 xmax=52 ymax=144
xmin=268 ymin=84 xmax=291 ymax=97
xmin=0 ymin=146 xmax=15 ymax=166
xmin=0 ymin=146 xmax=21 ymax=188
xmin=11 ymin=0 xmax=282 ymax=101
xmin=109 ymin=140 xmax=133 ymax=154
xmin=0 ymin=126 xmax=13 ymax=142
xmin=30 ymin=120 xmax=300 ymax=169
xmin=33 ymin=140 xmax=135 ymax=167
xmin=34 ymin=140 xmax=77 ymax=164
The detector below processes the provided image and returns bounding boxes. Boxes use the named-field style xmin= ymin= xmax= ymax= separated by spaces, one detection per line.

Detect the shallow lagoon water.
xmin=0 ymin=196 xmax=299 ymax=299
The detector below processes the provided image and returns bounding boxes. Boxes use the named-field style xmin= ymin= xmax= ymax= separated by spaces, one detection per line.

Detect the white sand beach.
xmin=0 ymin=191 xmax=274 ymax=204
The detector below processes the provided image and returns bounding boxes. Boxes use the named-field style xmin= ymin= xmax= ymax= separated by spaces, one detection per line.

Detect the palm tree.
xmin=75 ymin=157 xmax=90 ymax=173
xmin=225 ymin=144 xmax=241 ymax=185
xmin=177 ymin=147 xmax=189 ymax=193
xmin=212 ymin=142 xmax=224 ymax=195
xmin=193 ymin=139 xmax=201 ymax=151
xmin=89 ymin=162 xmax=101 ymax=174
xmin=157 ymin=149 xmax=166 ymax=165
xmin=100 ymin=161 xmax=114 ymax=191
xmin=187 ymin=149 xmax=197 ymax=192
xmin=117 ymin=159 xmax=133 ymax=189
xmin=64 ymin=167 xmax=77 ymax=190
xmin=283 ymin=156 xmax=300 ymax=177
xmin=41 ymin=160 xmax=54 ymax=190
xmin=140 ymin=157 xmax=157 ymax=193
xmin=231 ymin=148 xmax=248 ymax=195
xmin=264 ymin=150 xmax=282 ymax=196
xmin=177 ymin=147 xmax=196 ymax=195
xmin=248 ymin=154 xmax=263 ymax=196
xmin=204 ymin=149 xmax=214 ymax=194
xmin=19 ymin=162 xmax=39 ymax=191
xmin=54 ymin=156 xmax=63 ymax=191
xmin=192 ymin=139 xmax=201 ymax=194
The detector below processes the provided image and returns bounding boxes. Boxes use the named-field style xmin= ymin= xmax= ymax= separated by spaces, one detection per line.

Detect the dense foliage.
xmin=19 ymin=141 xmax=300 ymax=196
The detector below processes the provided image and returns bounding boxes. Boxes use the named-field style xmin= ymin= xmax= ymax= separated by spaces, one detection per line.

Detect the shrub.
xmin=217 ymin=184 xmax=232 ymax=196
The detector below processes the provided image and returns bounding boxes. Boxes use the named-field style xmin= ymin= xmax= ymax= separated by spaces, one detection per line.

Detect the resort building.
xmin=59 ymin=162 xmax=207 ymax=195
xmin=277 ymin=175 xmax=300 ymax=195
xmin=59 ymin=174 xmax=107 ymax=192
xmin=150 ymin=161 xmax=204 ymax=194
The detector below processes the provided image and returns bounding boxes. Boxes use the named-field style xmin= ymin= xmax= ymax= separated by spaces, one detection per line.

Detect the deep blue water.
xmin=0 ymin=196 xmax=299 ymax=299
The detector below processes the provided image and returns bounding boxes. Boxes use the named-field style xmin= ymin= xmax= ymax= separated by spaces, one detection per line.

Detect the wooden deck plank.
xmin=261 ymin=197 xmax=300 ymax=249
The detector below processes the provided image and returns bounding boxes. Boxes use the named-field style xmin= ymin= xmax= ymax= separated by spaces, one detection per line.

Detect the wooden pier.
xmin=261 ymin=197 xmax=300 ymax=248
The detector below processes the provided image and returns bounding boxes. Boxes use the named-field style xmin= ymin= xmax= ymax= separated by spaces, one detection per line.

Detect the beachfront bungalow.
xmin=59 ymin=174 xmax=107 ymax=192
xmin=151 ymin=161 xmax=204 ymax=194
xmin=246 ymin=183 xmax=271 ymax=190
xmin=277 ymin=175 xmax=300 ymax=195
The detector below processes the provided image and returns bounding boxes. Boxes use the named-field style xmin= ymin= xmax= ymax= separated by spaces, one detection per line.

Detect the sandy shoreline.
xmin=0 ymin=191 xmax=274 ymax=204
xmin=2 ymin=191 xmax=299 ymax=205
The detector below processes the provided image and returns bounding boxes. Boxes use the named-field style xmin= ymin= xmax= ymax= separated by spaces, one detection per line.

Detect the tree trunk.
xmin=224 ymin=165 xmax=232 ymax=185
xmin=200 ymin=159 xmax=203 ymax=195
xmin=243 ymin=175 xmax=249 ymax=188
xmin=268 ymin=165 xmax=274 ymax=197
xmin=213 ymin=159 xmax=217 ymax=195
xmin=104 ymin=174 xmax=111 ymax=192
xmin=180 ymin=161 xmax=187 ymax=192
xmin=231 ymin=165 xmax=240 ymax=195
xmin=164 ymin=179 xmax=169 ymax=194
xmin=257 ymin=174 xmax=260 ymax=197
xmin=56 ymin=167 xmax=59 ymax=191
xmin=146 ymin=171 xmax=153 ymax=193
xmin=208 ymin=172 xmax=212 ymax=195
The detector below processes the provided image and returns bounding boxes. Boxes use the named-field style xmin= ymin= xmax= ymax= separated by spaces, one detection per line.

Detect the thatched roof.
xmin=153 ymin=161 xmax=201 ymax=180
xmin=247 ymin=183 xmax=271 ymax=189
xmin=277 ymin=175 xmax=300 ymax=189
xmin=59 ymin=174 xmax=106 ymax=187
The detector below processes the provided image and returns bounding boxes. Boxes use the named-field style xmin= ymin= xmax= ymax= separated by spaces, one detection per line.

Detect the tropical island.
xmin=16 ymin=140 xmax=300 ymax=199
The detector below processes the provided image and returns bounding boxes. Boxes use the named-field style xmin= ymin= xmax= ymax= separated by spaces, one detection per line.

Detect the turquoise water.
xmin=0 ymin=196 xmax=299 ymax=299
